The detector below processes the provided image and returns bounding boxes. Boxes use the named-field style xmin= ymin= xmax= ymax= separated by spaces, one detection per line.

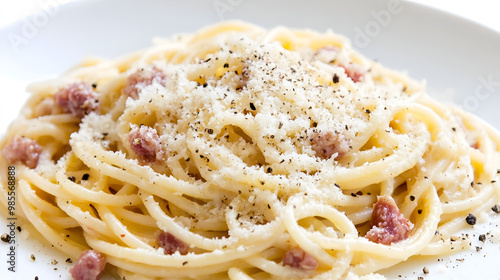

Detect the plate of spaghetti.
xmin=0 ymin=1 xmax=500 ymax=280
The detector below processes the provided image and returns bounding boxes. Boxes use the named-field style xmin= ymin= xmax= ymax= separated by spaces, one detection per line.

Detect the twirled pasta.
xmin=1 ymin=21 xmax=499 ymax=280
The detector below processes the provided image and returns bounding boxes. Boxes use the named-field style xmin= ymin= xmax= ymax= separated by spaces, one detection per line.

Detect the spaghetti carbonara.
xmin=1 ymin=21 xmax=499 ymax=280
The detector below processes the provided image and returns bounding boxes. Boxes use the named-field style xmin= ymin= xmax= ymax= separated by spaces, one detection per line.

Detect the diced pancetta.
xmin=122 ymin=66 xmax=166 ymax=99
xmin=1 ymin=136 xmax=41 ymax=168
xmin=310 ymin=130 xmax=349 ymax=160
xmin=157 ymin=232 xmax=189 ymax=255
xmin=283 ymin=248 xmax=318 ymax=270
xmin=339 ymin=63 xmax=365 ymax=83
xmin=128 ymin=125 xmax=163 ymax=162
xmin=365 ymin=196 xmax=413 ymax=245
xmin=69 ymin=250 xmax=106 ymax=280
xmin=54 ymin=82 xmax=99 ymax=118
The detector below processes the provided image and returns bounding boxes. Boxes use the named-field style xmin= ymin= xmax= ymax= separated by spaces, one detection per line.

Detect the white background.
xmin=1 ymin=0 xmax=500 ymax=32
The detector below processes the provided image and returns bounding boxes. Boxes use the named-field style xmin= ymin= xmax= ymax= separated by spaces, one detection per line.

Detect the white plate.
xmin=1 ymin=0 xmax=500 ymax=279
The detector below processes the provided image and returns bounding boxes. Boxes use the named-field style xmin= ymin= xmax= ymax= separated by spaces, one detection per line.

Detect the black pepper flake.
xmin=312 ymin=121 xmax=318 ymax=128
xmin=417 ymin=209 xmax=423 ymax=214
xmin=35 ymin=277 xmax=39 ymax=280
xmin=479 ymin=234 xmax=486 ymax=242
xmin=207 ymin=128 xmax=214 ymax=134
xmin=409 ymin=195 xmax=415 ymax=201
xmin=492 ymin=204 xmax=500 ymax=213
xmin=452 ymin=127 xmax=456 ymax=132
xmin=203 ymin=83 xmax=208 ymax=88
xmin=465 ymin=213 xmax=476 ymax=225
xmin=81 ymin=173 xmax=90 ymax=181
xmin=278 ymin=122 xmax=283 ymax=129
xmin=350 ymin=193 xmax=357 ymax=197
xmin=476 ymin=246 xmax=482 ymax=252
xmin=223 ymin=63 xmax=229 ymax=68
xmin=91 ymin=83 xmax=97 ymax=89
xmin=183 ymin=261 xmax=188 ymax=266
xmin=249 ymin=102 xmax=256 ymax=110
xmin=68 ymin=176 xmax=76 ymax=182
xmin=332 ymin=74 xmax=339 ymax=83
xmin=17 ymin=226 xmax=21 ymax=232
xmin=334 ymin=183 xmax=340 ymax=188
xmin=423 ymin=267 xmax=429 ymax=274
xmin=1 ymin=233 xmax=11 ymax=243
xmin=266 ymin=167 xmax=273 ymax=173
xmin=365 ymin=109 xmax=371 ymax=114
xmin=356 ymin=191 xmax=363 ymax=196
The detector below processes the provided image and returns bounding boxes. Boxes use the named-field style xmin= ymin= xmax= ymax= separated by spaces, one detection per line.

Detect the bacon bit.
xmin=157 ymin=232 xmax=189 ymax=255
xmin=122 ymin=66 xmax=166 ymax=99
xmin=366 ymin=196 xmax=413 ymax=245
xmin=283 ymin=248 xmax=318 ymax=270
xmin=1 ymin=136 xmax=42 ymax=168
xmin=69 ymin=250 xmax=106 ymax=280
xmin=339 ymin=63 xmax=365 ymax=83
xmin=128 ymin=126 xmax=163 ymax=162
xmin=310 ymin=130 xmax=349 ymax=160
xmin=54 ymin=82 xmax=99 ymax=118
